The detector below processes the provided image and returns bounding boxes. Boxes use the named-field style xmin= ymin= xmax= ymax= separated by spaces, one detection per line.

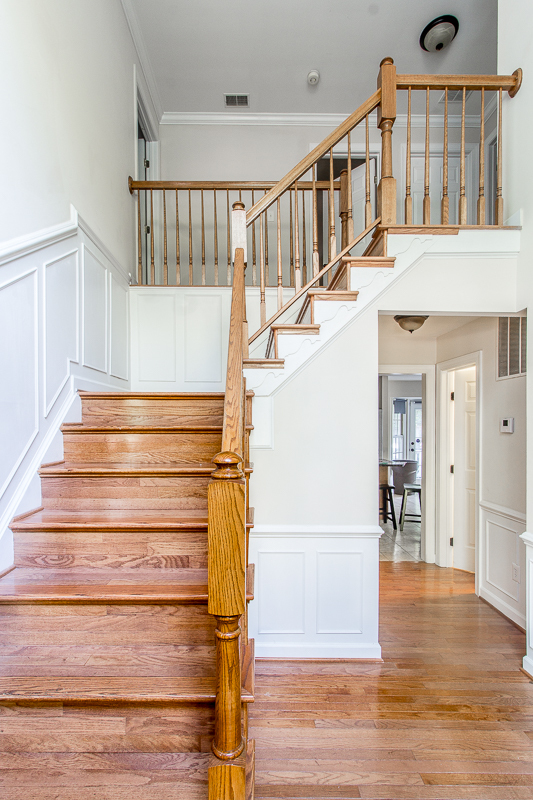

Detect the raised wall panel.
xmin=184 ymin=294 xmax=222 ymax=382
xmin=110 ymin=275 xmax=128 ymax=381
xmin=0 ymin=271 xmax=38 ymax=495
xmin=137 ymin=294 xmax=176 ymax=382
xmin=258 ymin=551 xmax=305 ymax=634
xmin=44 ymin=251 xmax=78 ymax=414
xmin=316 ymin=551 xmax=363 ymax=633
xmin=486 ymin=519 xmax=520 ymax=602
xmin=82 ymin=246 xmax=107 ymax=373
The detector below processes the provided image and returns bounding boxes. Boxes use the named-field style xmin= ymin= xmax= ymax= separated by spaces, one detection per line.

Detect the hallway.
xmin=250 ymin=562 xmax=532 ymax=799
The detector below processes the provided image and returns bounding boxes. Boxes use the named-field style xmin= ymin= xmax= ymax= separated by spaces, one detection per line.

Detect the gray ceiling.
xmin=125 ymin=0 xmax=497 ymax=117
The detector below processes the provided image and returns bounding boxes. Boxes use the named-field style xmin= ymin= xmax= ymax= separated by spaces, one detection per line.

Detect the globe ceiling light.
xmin=394 ymin=315 xmax=429 ymax=334
xmin=420 ymin=15 xmax=459 ymax=52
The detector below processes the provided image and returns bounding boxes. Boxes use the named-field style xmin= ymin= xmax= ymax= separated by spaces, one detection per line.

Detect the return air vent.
xmin=438 ymin=89 xmax=473 ymax=103
xmin=498 ymin=316 xmax=527 ymax=378
xmin=224 ymin=93 xmax=249 ymax=108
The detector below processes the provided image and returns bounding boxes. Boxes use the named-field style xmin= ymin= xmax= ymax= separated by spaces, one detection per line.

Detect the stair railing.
xmin=207 ymin=203 xmax=248 ymax=794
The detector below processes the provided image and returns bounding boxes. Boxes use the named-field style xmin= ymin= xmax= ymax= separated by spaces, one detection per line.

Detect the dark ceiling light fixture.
xmin=420 ymin=15 xmax=459 ymax=52
xmin=394 ymin=315 xmax=429 ymax=334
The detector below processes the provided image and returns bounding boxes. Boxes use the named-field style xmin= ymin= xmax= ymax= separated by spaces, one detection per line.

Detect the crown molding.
xmin=161 ymin=110 xmax=487 ymax=128
xmin=120 ymin=0 xmax=163 ymax=123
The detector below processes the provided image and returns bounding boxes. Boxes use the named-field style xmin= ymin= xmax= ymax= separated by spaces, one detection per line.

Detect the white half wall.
xmin=248 ymin=527 xmax=382 ymax=659
xmin=0 ymin=210 xmax=130 ymax=572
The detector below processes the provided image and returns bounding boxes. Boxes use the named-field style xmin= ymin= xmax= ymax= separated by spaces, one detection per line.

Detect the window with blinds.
xmin=498 ymin=317 xmax=527 ymax=378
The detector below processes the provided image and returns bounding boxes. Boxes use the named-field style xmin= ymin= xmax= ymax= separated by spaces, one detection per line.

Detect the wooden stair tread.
xmin=341 ymin=255 xmax=395 ymax=265
xmin=270 ymin=324 xmax=320 ymax=333
xmin=40 ymin=461 xmax=253 ymax=476
xmin=243 ymin=358 xmax=284 ymax=368
xmin=307 ymin=290 xmax=360 ymax=299
xmin=62 ymin=424 xmax=224 ymax=433
xmin=11 ymin=507 xmax=255 ymax=531
xmin=79 ymin=391 xmax=227 ymax=399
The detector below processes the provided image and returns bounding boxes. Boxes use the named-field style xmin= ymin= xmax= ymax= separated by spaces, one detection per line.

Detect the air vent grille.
xmin=439 ymin=89 xmax=473 ymax=103
xmin=224 ymin=94 xmax=249 ymax=108
xmin=498 ymin=316 xmax=527 ymax=378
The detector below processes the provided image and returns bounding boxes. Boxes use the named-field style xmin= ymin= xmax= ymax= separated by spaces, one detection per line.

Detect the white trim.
xmin=0 ymin=208 xmax=77 ymax=266
xmin=523 ymin=655 xmax=533 ymax=679
xmin=480 ymin=499 xmax=526 ymax=525
xmin=77 ymin=210 xmax=130 ymax=283
xmin=520 ymin=531 xmax=533 ymax=547
xmin=120 ymin=0 xmax=163 ymax=122
xmin=81 ymin=244 xmax=109 ymax=374
xmin=160 ymin=111 xmax=487 ymax=128
xmin=255 ymin=643 xmax=382 ymax=659
xmin=251 ymin=524 xmax=383 ymax=537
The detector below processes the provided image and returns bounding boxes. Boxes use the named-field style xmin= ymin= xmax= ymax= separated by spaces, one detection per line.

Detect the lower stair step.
xmin=243 ymin=358 xmax=284 ymax=368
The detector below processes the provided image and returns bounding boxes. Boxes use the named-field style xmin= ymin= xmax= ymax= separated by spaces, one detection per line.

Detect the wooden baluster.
xmin=377 ymin=57 xmax=397 ymax=226
xmin=405 ymin=88 xmax=413 ymax=225
xmin=175 ymin=190 xmax=181 ymax=285
xmin=201 ymin=189 xmax=206 ymax=285
xmin=227 ymin=190 xmax=231 ymax=284
xmin=365 ymin=115 xmax=372 ymax=228
xmin=188 ymin=189 xmax=193 ymax=285
xmin=340 ymin=169 xmax=349 ymax=249
xmin=214 ymin=191 xmax=219 ymax=286
xmin=478 ymin=88 xmax=486 ymax=225
xmin=302 ymin=189 xmax=307 ymax=286
xmin=329 ymin=147 xmax=336 ymax=262
xmin=441 ymin=88 xmax=449 ymax=225
xmin=347 ymin=131 xmax=354 ymax=240
xmin=163 ymin=191 xmax=168 ymax=285
xmin=423 ymin=87 xmax=430 ymax=225
xmin=137 ymin=190 xmax=142 ymax=285
xmin=459 ymin=87 xmax=467 ymax=225
xmin=150 ymin=189 xmax=155 ymax=285
xmin=496 ymin=88 xmax=504 ymax=226
xmin=289 ymin=188 xmax=294 ymax=287
xmin=259 ymin=212 xmax=266 ymax=324
xmin=312 ymin=163 xmax=319 ymax=278
xmin=264 ymin=191 xmax=269 ymax=287
xmin=251 ymin=190 xmax=257 ymax=286
xmin=294 ymin=180 xmax=301 ymax=290
xmin=277 ymin=197 xmax=283 ymax=309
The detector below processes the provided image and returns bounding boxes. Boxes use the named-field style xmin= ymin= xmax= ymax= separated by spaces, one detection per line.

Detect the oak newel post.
xmin=377 ymin=57 xmax=397 ymax=225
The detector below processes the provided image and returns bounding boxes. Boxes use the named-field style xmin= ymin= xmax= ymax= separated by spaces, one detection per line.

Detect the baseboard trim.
xmin=479 ymin=595 xmax=526 ymax=634
xmin=522 ymin=657 xmax=533 ymax=679
xmin=479 ymin=587 xmax=526 ymax=630
xmin=254 ymin=643 xmax=382 ymax=659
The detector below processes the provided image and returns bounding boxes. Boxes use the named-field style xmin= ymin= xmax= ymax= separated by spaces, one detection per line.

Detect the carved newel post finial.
xmin=211 ymin=451 xmax=244 ymax=481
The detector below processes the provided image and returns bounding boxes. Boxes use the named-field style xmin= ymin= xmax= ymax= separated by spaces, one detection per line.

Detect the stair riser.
xmin=41 ymin=476 xmax=211 ymax=510
xmin=0 ymin=702 xmax=214 ymax=754
xmin=0 ymin=605 xmax=216 ymax=646
xmin=62 ymin=432 xmax=222 ymax=463
xmin=81 ymin=397 xmax=224 ymax=428
xmin=14 ymin=531 xmax=208 ymax=569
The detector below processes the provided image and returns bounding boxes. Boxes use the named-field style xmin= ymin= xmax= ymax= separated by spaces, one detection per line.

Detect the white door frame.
xmin=436 ymin=351 xmax=482 ymax=592
xmin=379 ymin=363 xmax=436 ymax=563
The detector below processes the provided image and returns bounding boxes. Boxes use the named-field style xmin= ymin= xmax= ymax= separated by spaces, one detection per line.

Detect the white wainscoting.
xmin=248 ymin=526 xmax=382 ymax=658
xmin=479 ymin=500 xmax=526 ymax=628
xmin=0 ymin=208 xmax=130 ymax=571
xmin=520 ymin=532 xmax=533 ymax=678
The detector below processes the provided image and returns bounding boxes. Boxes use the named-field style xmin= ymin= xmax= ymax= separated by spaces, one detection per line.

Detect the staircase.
xmin=1 ymin=390 xmax=255 ymax=799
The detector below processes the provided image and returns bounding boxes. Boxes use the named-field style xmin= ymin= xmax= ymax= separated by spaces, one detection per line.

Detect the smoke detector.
xmin=420 ymin=15 xmax=459 ymax=52
xmin=307 ymin=70 xmax=320 ymax=86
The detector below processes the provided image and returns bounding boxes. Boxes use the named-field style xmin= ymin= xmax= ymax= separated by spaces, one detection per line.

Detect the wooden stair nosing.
xmin=341 ymin=255 xmax=395 ymax=266
xmin=38 ymin=461 xmax=255 ymax=477
xmin=243 ymin=358 xmax=284 ymax=369
xmin=270 ymin=324 xmax=320 ymax=334
xmin=78 ymin=390 xmax=255 ymax=398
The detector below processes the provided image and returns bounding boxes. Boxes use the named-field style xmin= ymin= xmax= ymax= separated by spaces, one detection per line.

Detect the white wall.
xmin=0 ymin=0 xmax=153 ymax=266
xmin=498 ymin=0 xmax=533 ymax=667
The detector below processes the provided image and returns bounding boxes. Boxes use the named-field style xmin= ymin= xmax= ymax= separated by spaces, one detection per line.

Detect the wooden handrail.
xmin=246 ymin=90 xmax=382 ymax=225
xmin=221 ymin=248 xmax=246 ymax=454
xmin=129 ymin=178 xmax=339 ymax=192
xmin=396 ymin=71 xmax=522 ymax=94
xmin=248 ymin=218 xmax=380 ymax=346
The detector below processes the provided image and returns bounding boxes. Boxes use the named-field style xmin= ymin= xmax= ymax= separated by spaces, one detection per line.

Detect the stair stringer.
xmin=244 ymin=228 xmax=521 ymax=400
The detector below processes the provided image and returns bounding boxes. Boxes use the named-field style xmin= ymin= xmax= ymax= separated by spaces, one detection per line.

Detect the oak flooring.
xmin=250 ymin=562 xmax=532 ymax=799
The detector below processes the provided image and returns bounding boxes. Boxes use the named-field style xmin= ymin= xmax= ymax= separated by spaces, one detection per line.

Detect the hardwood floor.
xmin=250 ymin=562 xmax=532 ymax=799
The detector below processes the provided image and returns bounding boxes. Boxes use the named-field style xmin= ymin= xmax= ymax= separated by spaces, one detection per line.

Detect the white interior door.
xmin=408 ymin=399 xmax=423 ymax=481
xmin=452 ymin=366 xmax=477 ymax=572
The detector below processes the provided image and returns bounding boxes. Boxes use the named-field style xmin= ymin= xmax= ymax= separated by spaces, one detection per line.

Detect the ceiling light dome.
xmin=420 ymin=15 xmax=459 ymax=52
xmin=394 ymin=315 xmax=429 ymax=333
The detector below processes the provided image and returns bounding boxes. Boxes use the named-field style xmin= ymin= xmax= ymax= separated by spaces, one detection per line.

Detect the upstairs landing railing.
xmin=128 ymin=58 xmax=522 ymax=339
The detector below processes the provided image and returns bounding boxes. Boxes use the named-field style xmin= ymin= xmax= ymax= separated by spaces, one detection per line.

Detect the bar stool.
xmin=379 ymin=465 xmax=397 ymax=531
xmin=400 ymin=483 xmax=421 ymax=531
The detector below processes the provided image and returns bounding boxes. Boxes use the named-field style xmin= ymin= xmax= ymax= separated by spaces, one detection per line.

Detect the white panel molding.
xmin=0 ymin=207 xmax=77 ymax=267
xmin=479 ymin=499 xmax=526 ymax=524
xmin=161 ymin=111 xmax=484 ymax=128
xmin=77 ymin=211 xmax=130 ymax=283
xmin=109 ymin=275 xmax=129 ymax=381
xmin=0 ymin=269 xmax=39 ymax=499
xmin=251 ymin=525 xmax=383 ymax=536
xmin=479 ymin=505 xmax=526 ymax=628
xmin=521 ymin=532 xmax=533 ymax=676
xmin=43 ymin=249 xmax=80 ymax=417
xmin=81 ymin=244 xmax=109 ymax=374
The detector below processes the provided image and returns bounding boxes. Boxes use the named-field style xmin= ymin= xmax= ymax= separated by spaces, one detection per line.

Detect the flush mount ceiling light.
xmin=394 ymin=315 xmax=429 ymax=334
xmin=420 ymin=15 xmax=459 ymax=52
xmin=307 ymin=70 xmax=320 ymax=86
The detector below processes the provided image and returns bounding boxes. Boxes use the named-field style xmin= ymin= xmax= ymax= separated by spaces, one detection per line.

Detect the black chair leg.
xmin=388 ymin=487 xmax=397 ymax=530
